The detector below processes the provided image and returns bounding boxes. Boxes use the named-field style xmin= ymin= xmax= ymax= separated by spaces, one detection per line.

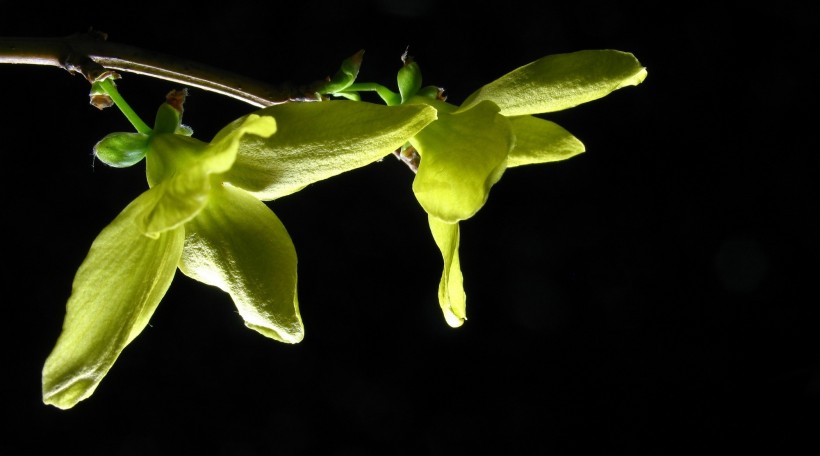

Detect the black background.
xmin=1 ymin=1 xmax=817 ymax=454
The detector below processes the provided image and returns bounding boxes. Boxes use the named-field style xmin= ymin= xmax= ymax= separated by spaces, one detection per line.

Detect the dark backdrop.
xmin=1 ymin=1 xmax=816 ymax=454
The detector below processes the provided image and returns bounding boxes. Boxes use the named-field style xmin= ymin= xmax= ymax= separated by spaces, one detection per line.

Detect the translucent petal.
xmin=141 ymin=115 xmax=277 ymax=236
xmin=178 ymin=184 xmax=303 ymax=343
xmin=207 ymin=114 xmax=277 ymax=174
xmin=507 ymin=116 xmax=585 ymax=167
xmin=410 ymin=99 xmax=512 ymax=223
xmin=42 ymin=191 xmax=185 ymax=409
xmin=138 ymin=167 xmax=211 ymax=237
xmin=146 ymin=115 xmax=276 ymax=188
xmin=459 ymin=50 xmax=648 ymax=116
xmin=220 ymin=101 xmax=437 ymax=200
xmin=145 ymin=134 xmax=208 ymax=188
xmin=428 ymin=216 xmax=466 ymax=327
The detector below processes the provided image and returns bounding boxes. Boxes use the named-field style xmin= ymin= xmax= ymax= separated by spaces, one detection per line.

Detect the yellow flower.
xmin=403 ymin=50 xmax=648 ymax=326
xmin=43 ymin=96 xmax=436 ymax=409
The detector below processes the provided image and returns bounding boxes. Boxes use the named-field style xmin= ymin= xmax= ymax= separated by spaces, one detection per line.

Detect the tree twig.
xmin=0 ymin=29 xmax=322 ymax=107
xmin=0 ymin=30 xmax=422 ymax=172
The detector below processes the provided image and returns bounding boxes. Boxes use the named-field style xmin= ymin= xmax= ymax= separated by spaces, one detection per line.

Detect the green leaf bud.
xmin=153 ymin=103 xmax=181 ymax=136
xmin=397 ymin=55 xmax=422 ymax=104
xmin=417 ymin=85 xmax=445 ymax=101
xmin=318 ymin=49 xmax=365 ymax=95
xmin=94 ymin=132 xmax=149 ymax=168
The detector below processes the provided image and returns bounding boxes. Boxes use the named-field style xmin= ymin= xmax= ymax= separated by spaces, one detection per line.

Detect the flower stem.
xmin=341 ymin=83 xmax=401 ymax=106
xmin=95 ymin=78 xmax=152 ymax=134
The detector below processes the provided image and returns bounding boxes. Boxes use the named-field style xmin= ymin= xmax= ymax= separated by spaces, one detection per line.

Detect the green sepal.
xmin=507 ymin=116 xmax=585 ymax=167
xmin=93 ymin=132 xmax=149 ymax=168
xmin=428 ymin=216 xmax=466 ymax=327
xmin=42 ymin=190 xmax=185 ymax=409
xmin=178 ymin=184 xmax=303 ymax=343
xmin=221 ymin=100 xmax=437 ymax=200
xmin=397 ymin=60 xmax=422 ymax=104
xmin=459 ymin=50 xmax=648 ymax=116
xmin=410 ymin=98 xmax=512 ymax=223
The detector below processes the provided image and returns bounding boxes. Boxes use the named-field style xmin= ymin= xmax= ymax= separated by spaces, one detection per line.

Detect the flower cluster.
xmin=43 ymin=49 xmax=645 ymax=409
xmin=43 ymin=89 xmax=435 ymax=409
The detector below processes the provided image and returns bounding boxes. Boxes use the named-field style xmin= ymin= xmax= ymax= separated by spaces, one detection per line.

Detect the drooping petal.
xmin=507 ymin=116 xmax=586 ymax=167
xmin=42 ymin=191 xmax=185 ymax=409
xmin=428 ymin=216 xmax=466 ymax=327
xmin=178 ymin=184 xmax=303 ymax=343
xmin=220 ymin=100 xmax=437 ymax=200
xmin=459 ymin=50 xmax=647 ymax=117
xmin=410 ymin=99 xmax=512 ymax=223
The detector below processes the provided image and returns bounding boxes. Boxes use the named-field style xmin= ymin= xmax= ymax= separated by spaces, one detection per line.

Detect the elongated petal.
xmin=42 ymin=192 xmax=185 ymax=409
xmin=411 ymin=99 xmax=512 ymax=223
xmin=459 ymin=50 xmax=647 ymax=116
xmin=507 ymin=116 xmax=585 ymax=167
xmin=178 ymin=184 xmax=303 ymax=343
xmin=220 ymin=101 xmax=437 ymax=200
xmin=428 ymin=216 xmax=466 ymax=327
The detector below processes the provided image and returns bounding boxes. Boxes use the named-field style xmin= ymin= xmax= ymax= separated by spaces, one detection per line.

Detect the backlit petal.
xmin=507 ymin=116 xmax=585 ymax=167
xmin=411 ymin=99 xmax=512 ymax=223
xmin=459 ymin=50 xmax=647 ymax=116
xmin=141 ymin=115 xmax=277 ymax=236
xmin=221 ymin=100 xmax=437 ymax=200
xmin=42 ymin=191 xmax=184 ymax=409
xmin=178 ymin=184 xmax=303 ymax=343
xmin=428 ymin=216 xmax=466 ymax=327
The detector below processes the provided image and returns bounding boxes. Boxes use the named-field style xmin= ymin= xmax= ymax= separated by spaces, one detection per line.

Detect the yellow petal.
xmin=178 ymin=184 xmax=303 ymax=343
xmin=428 ymin=216 xmax=466 ymax=327
xmin=221 ymin=100 xmax=436 ymax=200
xmin=411 ymin=99 xmax=512 ymax=223
xmin=459 ymin=50 xmax=647 ymax=116
xmin=507 ymin=116 xmax=585 ymax=167
xmin=42 ymin=191 xmax=184 ymax=409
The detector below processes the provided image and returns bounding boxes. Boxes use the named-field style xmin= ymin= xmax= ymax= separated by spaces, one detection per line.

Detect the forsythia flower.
xmin=43 ymin=93 xmax=436 ymax=409
xmin=398 ymin=50 xmax=648 ymax=327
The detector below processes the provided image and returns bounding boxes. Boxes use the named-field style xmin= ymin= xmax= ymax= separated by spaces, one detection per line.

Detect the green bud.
xmin=417 ymin=85 xmax=446 ymax=101
xmin=318 ymin=49 xmax=364 ymax=95
xmin=94 ymin=132 xmax=149 ymax=168
xmin=397 ymin=59 xmax=422 ymax=104
xmin=153 ymin=103 xmax=181 ymax=135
